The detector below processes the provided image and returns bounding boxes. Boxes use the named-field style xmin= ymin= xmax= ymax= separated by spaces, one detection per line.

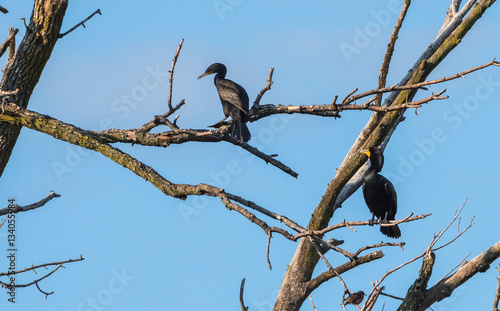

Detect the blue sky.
xmin=1 ymin=1 xmax=499 ymax=310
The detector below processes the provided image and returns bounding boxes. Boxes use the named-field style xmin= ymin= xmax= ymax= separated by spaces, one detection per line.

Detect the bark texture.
xmin=0 ymin=0 xmax=68 ymax=177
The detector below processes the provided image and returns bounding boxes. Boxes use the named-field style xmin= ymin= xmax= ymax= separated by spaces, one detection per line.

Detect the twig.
xmin=240 ymin=278 xmax=248 ymax=311
xmin=351 ymin=242 xmax=405 ymax=258
xmin=0 ymin=5 xmax=8 ymax=14
xmin=0 ymin=255 xmax=84 ymax=278
xmin=168 ymin=38 xmax=184 ymax=110
xmin=252 ymin=68 xmax=274 ymax=109
xmin=0 ymin=28 xmax=18 ymax=59
xmin=35 ymin=282 xmax=54 ymax=298
xmin=138 ymin=100 xmax=186 ymax=132
xmin=436 ymin=253 xmax=471 ymax=284
xmin=341 ymin=88 xmax=359 ymax=105
xmin=337 ymin=90 xmax=448 ymax=113
xmin=429 ymin=198 xmax=470 ymax=251
xmin=0 ymin=89 xmax=19 ymax=97
xmin=58 ymin=9 xmax=102 ymax=38
xmin=363 ymin=285 xmax=384 ymax=311
xmin=375 ymin=0 xmax=411 ymax=106
xmin=20 ymin=18 xmax=31 ymax=33
xmin=0 ymin=191 xmax=61 ymax=216
xmin=0 ymin=255 xmax=84 ymax=294
xmin=309 ymin=295 xmax=319 ymax=311
xmin=266 ymin=232 xmax=272 ymax=270
xmin=379 ymin=291 xmax=404 ymax=301
xmin=310 ymin=237 xmax=350 ymax=290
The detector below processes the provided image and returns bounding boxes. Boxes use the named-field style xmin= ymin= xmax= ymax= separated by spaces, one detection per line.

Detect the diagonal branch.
xmin=58 ymin=9 xmax=101 ymax=38
xmin=375 ymin=0 xmax=411 ymax=107
xmin=0 ymin=191 xmax=61 ymax=216
xmin=0 ymin=28 xmax=18 ymax=59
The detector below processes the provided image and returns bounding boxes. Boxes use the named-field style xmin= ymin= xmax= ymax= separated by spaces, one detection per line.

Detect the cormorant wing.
xmin=216 ymin=79 xmax=249 ymax=114
xmin=383 ymin=179 xmax=398 ymax=214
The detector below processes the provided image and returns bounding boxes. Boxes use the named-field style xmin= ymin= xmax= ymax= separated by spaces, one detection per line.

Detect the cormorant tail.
xmin=230 ymin=121 xmax=251 ymax=143
xmin=380 ymin=224 xmax=401 ymax=239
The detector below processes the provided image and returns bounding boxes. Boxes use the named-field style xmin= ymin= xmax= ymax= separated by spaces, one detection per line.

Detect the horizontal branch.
xmin=294 ymin=213 xmax=431 ymax=239
xmin=0 ymin=191 xmax=60 ymax=216
xmin=0 ymin=102 xmax=296 ymax=177
xmin=0 ymin=255 xmax=84 ymax=278
xmin=249 ymin=59 xmax=498 ymax=122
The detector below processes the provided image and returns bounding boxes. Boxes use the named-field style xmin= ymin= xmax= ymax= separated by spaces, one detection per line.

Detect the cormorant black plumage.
xmin=198 ymin=63 xmax=251 ymax=143
xmin=362 ymin=146 xmax=401 ymax=239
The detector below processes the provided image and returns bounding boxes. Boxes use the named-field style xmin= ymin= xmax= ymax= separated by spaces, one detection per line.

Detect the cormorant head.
xmin=361 ymin=146 xmax=384 ymax=172
xmin=197 ymin=63 xmax=227 ymax=80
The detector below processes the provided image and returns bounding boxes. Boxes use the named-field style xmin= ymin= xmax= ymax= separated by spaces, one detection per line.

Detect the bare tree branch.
xmin=252 ymin=67 xmax=274 ymax=109
xmin=0 ymin=102 xmax=298 ymax=177
xmin=58 ymin=9 xmax=101 ymax=38
xmin=240 ymin=278 xmax=249 ymax=311
xmin=307 ymin=250 xmax=385 ymax=295
xmin=168 ymin=38 xmax=184 ymax=110
xmin=266 ymin=232 xmax=273 ymax=270
xmin=0 ymin=191 xmax=61 ymax=216
xmin=375 ymin=0 xmax=411 ymax=107
xmin=0 ymin=255 xmax=84 ymax=296
xmin=294 ymin=213 xmax=431 ymax=240
xmin=0 ymin=28 xmax=18 ymax=59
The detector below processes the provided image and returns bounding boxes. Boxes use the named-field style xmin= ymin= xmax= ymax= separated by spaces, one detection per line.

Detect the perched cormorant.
xmin=344 ymin=291 xmax=365 ymax=306
xmin=361 ymin=146 xmax=401 ymax=239
xmin=198 ymin=63 xmax=251 ymax=143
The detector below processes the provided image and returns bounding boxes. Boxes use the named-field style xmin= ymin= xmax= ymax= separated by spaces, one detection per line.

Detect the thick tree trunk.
xmin=0 ymin=0 xmax=68 ymax=177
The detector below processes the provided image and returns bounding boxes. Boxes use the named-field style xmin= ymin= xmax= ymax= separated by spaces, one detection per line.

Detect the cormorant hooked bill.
xmin=198 ymin=63 xmax=251 ymax=143
xmin=361 ymin=146 xmax=401 ymax=239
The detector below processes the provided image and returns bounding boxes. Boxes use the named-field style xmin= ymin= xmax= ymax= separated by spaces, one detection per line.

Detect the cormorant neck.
xmin=364 ymin=166 xmax=379 ymax=181
xmin=368 ymin=150 xmax=384 ymax=173
xmin=214 ymin=72 xmax=225 ymax=85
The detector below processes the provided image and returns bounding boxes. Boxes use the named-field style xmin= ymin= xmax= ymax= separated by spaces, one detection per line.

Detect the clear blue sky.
xmin=1 ymin=1 xmax=499 ymax=310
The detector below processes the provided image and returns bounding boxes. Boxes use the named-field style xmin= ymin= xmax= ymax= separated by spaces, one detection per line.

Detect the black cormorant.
xmin=198 ymin=63 xmax=251 ymax=143
xmin=361 ymin=146 xmax=401 ymax=239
